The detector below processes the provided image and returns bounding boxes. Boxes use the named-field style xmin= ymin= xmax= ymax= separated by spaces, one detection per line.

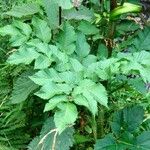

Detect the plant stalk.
xmin=96 ymin=0 xmax=117 ymax=139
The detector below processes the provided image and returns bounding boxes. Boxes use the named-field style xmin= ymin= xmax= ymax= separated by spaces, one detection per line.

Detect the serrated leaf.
xmin=32 ymin=17 xmax=51 ymax=43
xmin=73 ymin=79 xmax=108 ymax=107
xmin=76 ymin=32 xmax=90 ymax=58
xmin=28 ymin=117 xmax=74 ymax=150
xmin=116 ymin=20 xmax=140 ymax=35
xmin=35 ymin=43 xmax=55 ymax=59
xmin=136 ymin=131 xmax=150 ymax=150
xmin=34 ymin=54 xmax=51 ymax=69
xmin=58 ymin=22 xmax=76 ymax=54
xmin=111 ymin=106 xmax=144 ymax=134
xmin=74 ymin=94 xmax=98 ymax=116
xmin=123 ymin=105 xmax=144 ymax=132
xmin=82 ymin=55 xmax=97 ymax=67
xmin=70 ymin=58 xmax=84 ymax=72
xmin=10 ymin=71 xmax=38 ymax=103
xmin=111 ymin=111 xmax=123 ymax=135
xmin=78 ymin=20 xmax=99 ymax=35
xmin=54 ymin=103 xmax=78 ymax=133
xmin=30 ymin=68 xmax=62 ymax=86
xmin=13 ymin=20 xmax=32 ymax=37
xmin=43 ymin=0 xmax=59 ymax=29
xmin=35 ymin=82 xmax=72 ymax=99
xmin=97 ymin=43 xmax=108 ymax=59
xmin=63 ymin=6 xmax=94 ymax=21
xmin=3 ymin=3 xmax=40 ymax=18
xmin=132 ymin=27 xmax=150 ymax=51
xmin=94 ymin=134 xmax=126 ymax=150
xmin=57 ymin=0 xmax=73 ymax=9
xmin=0 ymin=25 xmax=20 ymax=36
xmin=7 ymin=46 xmax=39 ymax=64
xmin=0 ymin=25 xmax=29 ymax=46
xmin=44 ymin=95 xmax=68 ymax=112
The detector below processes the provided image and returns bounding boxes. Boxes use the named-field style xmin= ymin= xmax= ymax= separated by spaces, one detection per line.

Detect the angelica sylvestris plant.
xmin=0 ymin=0 xmax=150 ymax=149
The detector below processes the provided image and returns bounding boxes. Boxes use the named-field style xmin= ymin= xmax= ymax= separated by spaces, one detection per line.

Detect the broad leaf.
xmin=54 ymin=103 xmax=78 ymax=133
xmin=7 ymin=46 xmax=39 ymax=64
xmin=132 ymin=27 xmax=150 ymax=51
xmin=111 ymin=105 xmax=144 ymax=134
xmin=44 ymin=95 xmax=68 ymax=112
xmin=94 ymin=134 xmax=126 ymax=150
xmin=73 ymin=79 xmax=108 ymax=114
xmin=13 ymin=20 xmax=32 ymax=37
xmin=28 ymin=117 xmax=74 ymax=150
xmin=123 ymin=106 xmax=144 ymax=132
xmin=76 ymin=32 xmax=90 ymax=58
xmin=32 ymin=17 xmax=51 ymax=43
xmin=78 ymin=20 xmax=99 ymax=35
xmin=70 ymin=58 xmax=84 ymax=72
xmin=35 ymin=82 xmax=72 ymax=99
xmin=0 ymin=25 xmax=29 ymax=46
xmin=34 ymin=54 xmax=51 ymax=69
xmin=3 ymin=3 xmax=40 ymax=18
xmin=136 ymin=131 xmax=150 ymax=150
xmin=57 ymin=22 xmax=76 ymax=54
xmin=57 ymin=0 xmax=73 ymax=9
xmin=10 ymin=71 xmax=38 ymax=103
xmin=63 ymin=6 xmax=94 ymax=21
xmin=30 ymin=69 xmax=62 ymax=86
xmin=97 ymin=43 xmax=108 ymax=59
xmin=43 ymin=0 xmax=59 ymax=29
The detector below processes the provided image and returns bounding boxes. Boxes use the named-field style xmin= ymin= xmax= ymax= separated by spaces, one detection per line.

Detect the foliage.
xmin=94 ymin=106 xmax=150 ymax=150
xmin=0 ymin=0 xmax=150 ymax=150
xmin=28 ymin=117 xmax=74 ymax=150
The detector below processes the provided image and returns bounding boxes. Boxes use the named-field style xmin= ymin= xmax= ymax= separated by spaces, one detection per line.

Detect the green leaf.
xmin=3 ymin=3 xmax=40 ymax=18
xmin=0 ymin=25 xmax=20 ymax=36
xmin=28 ymin=117 xmax=74 ymax=150
xmin=43 ymin=0 xmax=59 ymax=29
xmin=10 ymin=71 xmax=38 ymax=104
xmin=97 ymin=43 xmax=108 ymax=59
xmin=35 ymin=43 xmax=54 ymax=59
xmin=34 ymin=54 xmax=51 ymax=69
xmin=132 ymin=27 xmax=150 ymax=51
xmin=94 ymin=134 xmax=126 ymax=150
xmin=74 ymin=94 xmax=98 ymax=116
xmin=58 ymin=22 xmax=76 ymax=54
xmin=70 ymin=58 xmax=84 ymax=72
xmin=0 ymin=24 xmax=29 ymax=46
xmin=13 ymin=20 xmax=32 ymax=37
xmin=123 ymin=105 xmax=144 ymax=132
xmin=111 ymin=106 xmax=144 ymax=134
xmin=32 ymin=17 xmax=51 ymax=43
xmin=82 ymin=55 xmax=97 ymax=67
xmin=35 ymin=82 xmax=72 ymax=99
xmin=30 ymin=69 xmax=62 ymax=86
xmin=63 ymin=6 xmax=94 ymax=21
xmin=78 ymin=20 xmax=99 ymax=35
xmin=73 ymin=79 xmax=108 ymax=114
xmin=44 ymin=95 xmax=68 ymax=112
xmin=57 ymin=0 xmax=73 ymax=9
xmin=54 ymin=103 xmax=78 ymax=133
xmin=111 ymin=111 xmax=123 ymax=135
xmin=116 ymin=20 xmax=140 ymax=35
xmin=76 ymin=32 xmax=90 ymax=58
xmin=7 ymin=46 xmax=39 ymax=65
xmin=136 ymin=131 xmax=150 ymax=150
xmin=74 ymin=134 xmax=92 ymax=144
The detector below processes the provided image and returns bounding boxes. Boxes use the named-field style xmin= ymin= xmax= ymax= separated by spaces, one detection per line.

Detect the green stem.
xmin=96 ymin=0 xmax=117 ymax=139
xmin=91 ymin=115 xmax=97 ymax=140
xmin=97 ymin=107 xmax=104 ymax=138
